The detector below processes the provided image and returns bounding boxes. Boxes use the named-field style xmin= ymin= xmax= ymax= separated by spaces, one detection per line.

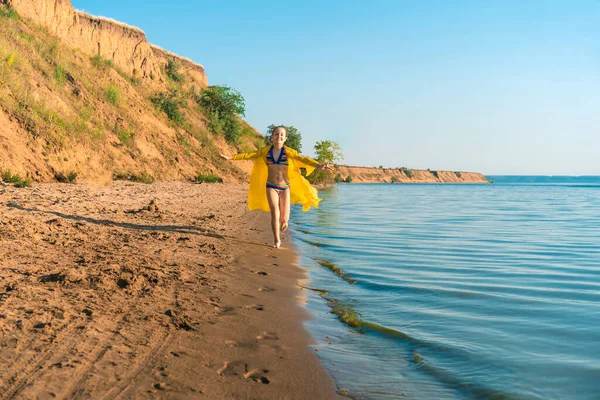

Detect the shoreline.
xmin=0 ymin=182 xmax=339 ymax=399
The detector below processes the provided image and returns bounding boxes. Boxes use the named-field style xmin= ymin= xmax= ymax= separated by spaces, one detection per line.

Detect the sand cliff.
xmin=336 ymin=165 xmax=489 ymax=183
xmin=2 ymin=0 xmax=206 ymax=85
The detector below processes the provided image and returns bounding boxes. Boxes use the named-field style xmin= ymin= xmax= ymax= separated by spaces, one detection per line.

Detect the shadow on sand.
xmin=7 ymin=202 xmax=224 ymax=239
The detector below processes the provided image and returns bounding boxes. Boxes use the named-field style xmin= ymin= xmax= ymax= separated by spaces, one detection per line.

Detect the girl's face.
xmin=272 ymin=128 xmax=287 ymax=146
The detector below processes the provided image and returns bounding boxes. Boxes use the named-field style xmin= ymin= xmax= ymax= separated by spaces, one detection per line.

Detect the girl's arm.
xmin=288 ymin=150 xmax=334 ymax=171
xmin=219 ymin=149 xmax=261 ymax=161
xmin=292 ymin=153 xmax=320 ymax=168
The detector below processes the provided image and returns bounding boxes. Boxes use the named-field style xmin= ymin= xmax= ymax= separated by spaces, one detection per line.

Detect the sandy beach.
xmin=0 ymin=182 xmax=340 ymax=399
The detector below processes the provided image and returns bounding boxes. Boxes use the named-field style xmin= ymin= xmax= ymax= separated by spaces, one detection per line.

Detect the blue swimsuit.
xmin=266 ymin=146 xmax=290 ymax=191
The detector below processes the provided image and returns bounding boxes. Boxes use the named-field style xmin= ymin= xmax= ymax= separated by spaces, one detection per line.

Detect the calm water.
xmin=291 ymin=178 xmax=600 ymax=400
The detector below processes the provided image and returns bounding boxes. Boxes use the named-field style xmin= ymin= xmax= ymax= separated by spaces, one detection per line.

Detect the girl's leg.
xmin=266 ymin=187 xmax=281 ymax=248
xmin=279 ymin=189 xmax=290 ymax=232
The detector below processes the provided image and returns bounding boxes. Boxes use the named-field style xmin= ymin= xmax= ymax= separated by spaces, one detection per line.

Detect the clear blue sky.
xmin=73 ymin=0 xmax=599 ymax=175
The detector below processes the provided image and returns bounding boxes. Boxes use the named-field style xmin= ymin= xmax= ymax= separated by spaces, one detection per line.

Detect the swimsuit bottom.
xmin=266 ymin=181 xmax=290 ymax=192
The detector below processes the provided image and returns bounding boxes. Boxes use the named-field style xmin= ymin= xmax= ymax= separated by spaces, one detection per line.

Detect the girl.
xmin=220 ymin=126 xmax=332 ymax=248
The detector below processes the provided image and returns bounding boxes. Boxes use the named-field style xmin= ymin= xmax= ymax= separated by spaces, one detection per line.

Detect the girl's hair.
xmin=272 ymin=125 xmax=287 ymax=134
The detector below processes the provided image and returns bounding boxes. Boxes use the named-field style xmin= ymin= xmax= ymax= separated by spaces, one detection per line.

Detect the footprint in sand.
xmin=244 ymin=368 xmax=270 ymax=384
xmin=258 ymin=286 xmax=274 ymax=292
xmin=252 ymin=271 xmax=269 ymax=276
xmin=217 ymin=361 xmax=270 ymax=384
xmin=256 ymin=332 xmax=278 ymax=340
xmin=244 ymin=304 xmax=264 ymax=311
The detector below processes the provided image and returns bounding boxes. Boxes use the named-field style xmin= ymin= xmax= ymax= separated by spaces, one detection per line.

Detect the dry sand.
xmin=0 ymin=182 xmax=340 ymax=399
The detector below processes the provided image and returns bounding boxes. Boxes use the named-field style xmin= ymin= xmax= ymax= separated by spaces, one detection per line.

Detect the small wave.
xmin=313 ymin=288 xmax=522 ymax=399
xmin=295 ymin=236 xmax=323 ymax=248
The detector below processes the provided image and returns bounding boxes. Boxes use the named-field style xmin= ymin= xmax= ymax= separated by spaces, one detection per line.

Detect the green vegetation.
xmin=455 ymin=171 xmax=462 ymax=178
xmin=345 ymin=175 xmax=353 ymax=183
xmin=165 ymin=58 xmax=184 ymax=82
xmin=2 ymin=170 xmax=31 ymax=187
xmin=0 ymin=6 xmax=20 ymax=20
xmin=19 ymin=31 xmax=35 ymax=44
xmin=334 ymin=173 xmax=344 ymax=183
xmin=308 ymin=140 xmax=343 ymax=184
xmin=192 ymin=173 xmax=223 ymax=183
xmin=54 ymin=64 xmax=67 ymax=86
xmin=151 ymin=89 xmax=187 ymax=125
xmin=106 ymin=84 xmax=120 ymax=105
xmin=327 ymin=299 xmax=361 ymax=328
xmin=90 ymin=54 xmax=114 ymax=70
xmin=55 ymin=171 xmax=77 ymax=183
xmin=390 ymin=176 xmax=398 ymax=183
xmin=113 ymin=172 xmax=154 ymax=184
xmin=431 ymin=170 xmax=439 ymax=178
xmin=314 ymin=140 xmax=343 ymax=164
xmin=314 ymin=258 xmax=356 ymax=284
xmin=116 ymin=127 xmax=134 ymax=147
xmin=195 ymin=85 xmax=245 ymax=144
xmin=400 ymin=167 xmax=413 ymax=178
xmin=265 ymin=124 xmax=302 ymax=152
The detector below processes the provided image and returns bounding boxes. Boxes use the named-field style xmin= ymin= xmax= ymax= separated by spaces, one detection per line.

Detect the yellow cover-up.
xmin=233 ymin=145 xmax=321 ymax=212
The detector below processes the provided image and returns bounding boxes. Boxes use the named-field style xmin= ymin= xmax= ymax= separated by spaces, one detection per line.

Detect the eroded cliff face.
xmin=336 ymin=166 xmax=489 ymax=184
xmin=2 ymin=0 xmax=206 ymax=84
xmin=152 ymin=45 xmax=208 ymax=87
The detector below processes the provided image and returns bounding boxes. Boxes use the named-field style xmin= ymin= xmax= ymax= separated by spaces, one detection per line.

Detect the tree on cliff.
xmin=265 ymin=124 xmax=302 ymax=152
xmin=314 ymin=140 xmax=343 ymax=164
xmin=307 ymin=140 xmax=343 ymax=184
xmin=196 ymin=85 xmax=245 ymax=144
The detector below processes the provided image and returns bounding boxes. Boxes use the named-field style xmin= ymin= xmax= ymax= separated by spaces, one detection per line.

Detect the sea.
xmin=290 ymin=176 xmax=600 ymax=400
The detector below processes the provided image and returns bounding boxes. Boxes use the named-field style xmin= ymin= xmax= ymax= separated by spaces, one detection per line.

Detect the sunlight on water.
xmin=292 ymin=180 xmax=600 ymax=400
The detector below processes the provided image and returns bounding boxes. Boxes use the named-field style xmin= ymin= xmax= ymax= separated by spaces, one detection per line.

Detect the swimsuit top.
xmin=266 ymin=146 xmax=288 ymax=166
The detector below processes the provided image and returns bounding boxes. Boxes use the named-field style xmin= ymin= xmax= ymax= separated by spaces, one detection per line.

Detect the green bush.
xmin=192 ymin=173 xmax=223 ymax=183
xmin=431 ymin=170 xmax=439 ymax=178
xmin=400 ymin=167 xmax=413 ymax=178
xmin=195 ymin=85 xmax=245 ymax=144
xmin=391 ymin=176 xmax=398 ymax=183
xmin=306 ymin=168 xmax=333 ymax=185
xmin=455 ymin=171 xmax=462 ymax=178
xmin=90 ymin=55 xmax=103 ymax=68
xmin=334 ymin=173 xmax=344 ymax=183
xmin=113 ymin=172 xmax=154 ymax=184
xmin=345 ymin=175 xmax=353 ymax=183
xmin=151 ymin=89 xmax=186 ymax=125
xmin=2 ymin=170 xmax=31 ymax=187
xmin=165 ymin=58 xmax=184 ymax=82
xmin=55 ymin=171 xmax=77 ymax=184
xmin=107 ymin=84 xmax=120 ymax=106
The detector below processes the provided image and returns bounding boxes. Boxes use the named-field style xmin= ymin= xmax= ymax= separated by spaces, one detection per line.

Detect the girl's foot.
xmin=273 ymin=241 xmax=281 ymax=249
xmin=281 ymin=222 xmax=288 ymax=232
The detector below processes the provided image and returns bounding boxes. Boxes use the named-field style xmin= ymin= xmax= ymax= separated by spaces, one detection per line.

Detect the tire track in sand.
xmin=0 ymin=318 xmax=89 ymax=400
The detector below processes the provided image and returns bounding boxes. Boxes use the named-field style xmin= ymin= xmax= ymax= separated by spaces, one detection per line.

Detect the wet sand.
xmin=0 ymin=182 xmax=339 ymax=399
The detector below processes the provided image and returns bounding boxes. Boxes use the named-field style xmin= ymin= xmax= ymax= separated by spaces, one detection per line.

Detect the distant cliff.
xmin=1 ymin=0 xmax=206 ymax=86
xmin=336 ymin=166 xmax=490 ymax=183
